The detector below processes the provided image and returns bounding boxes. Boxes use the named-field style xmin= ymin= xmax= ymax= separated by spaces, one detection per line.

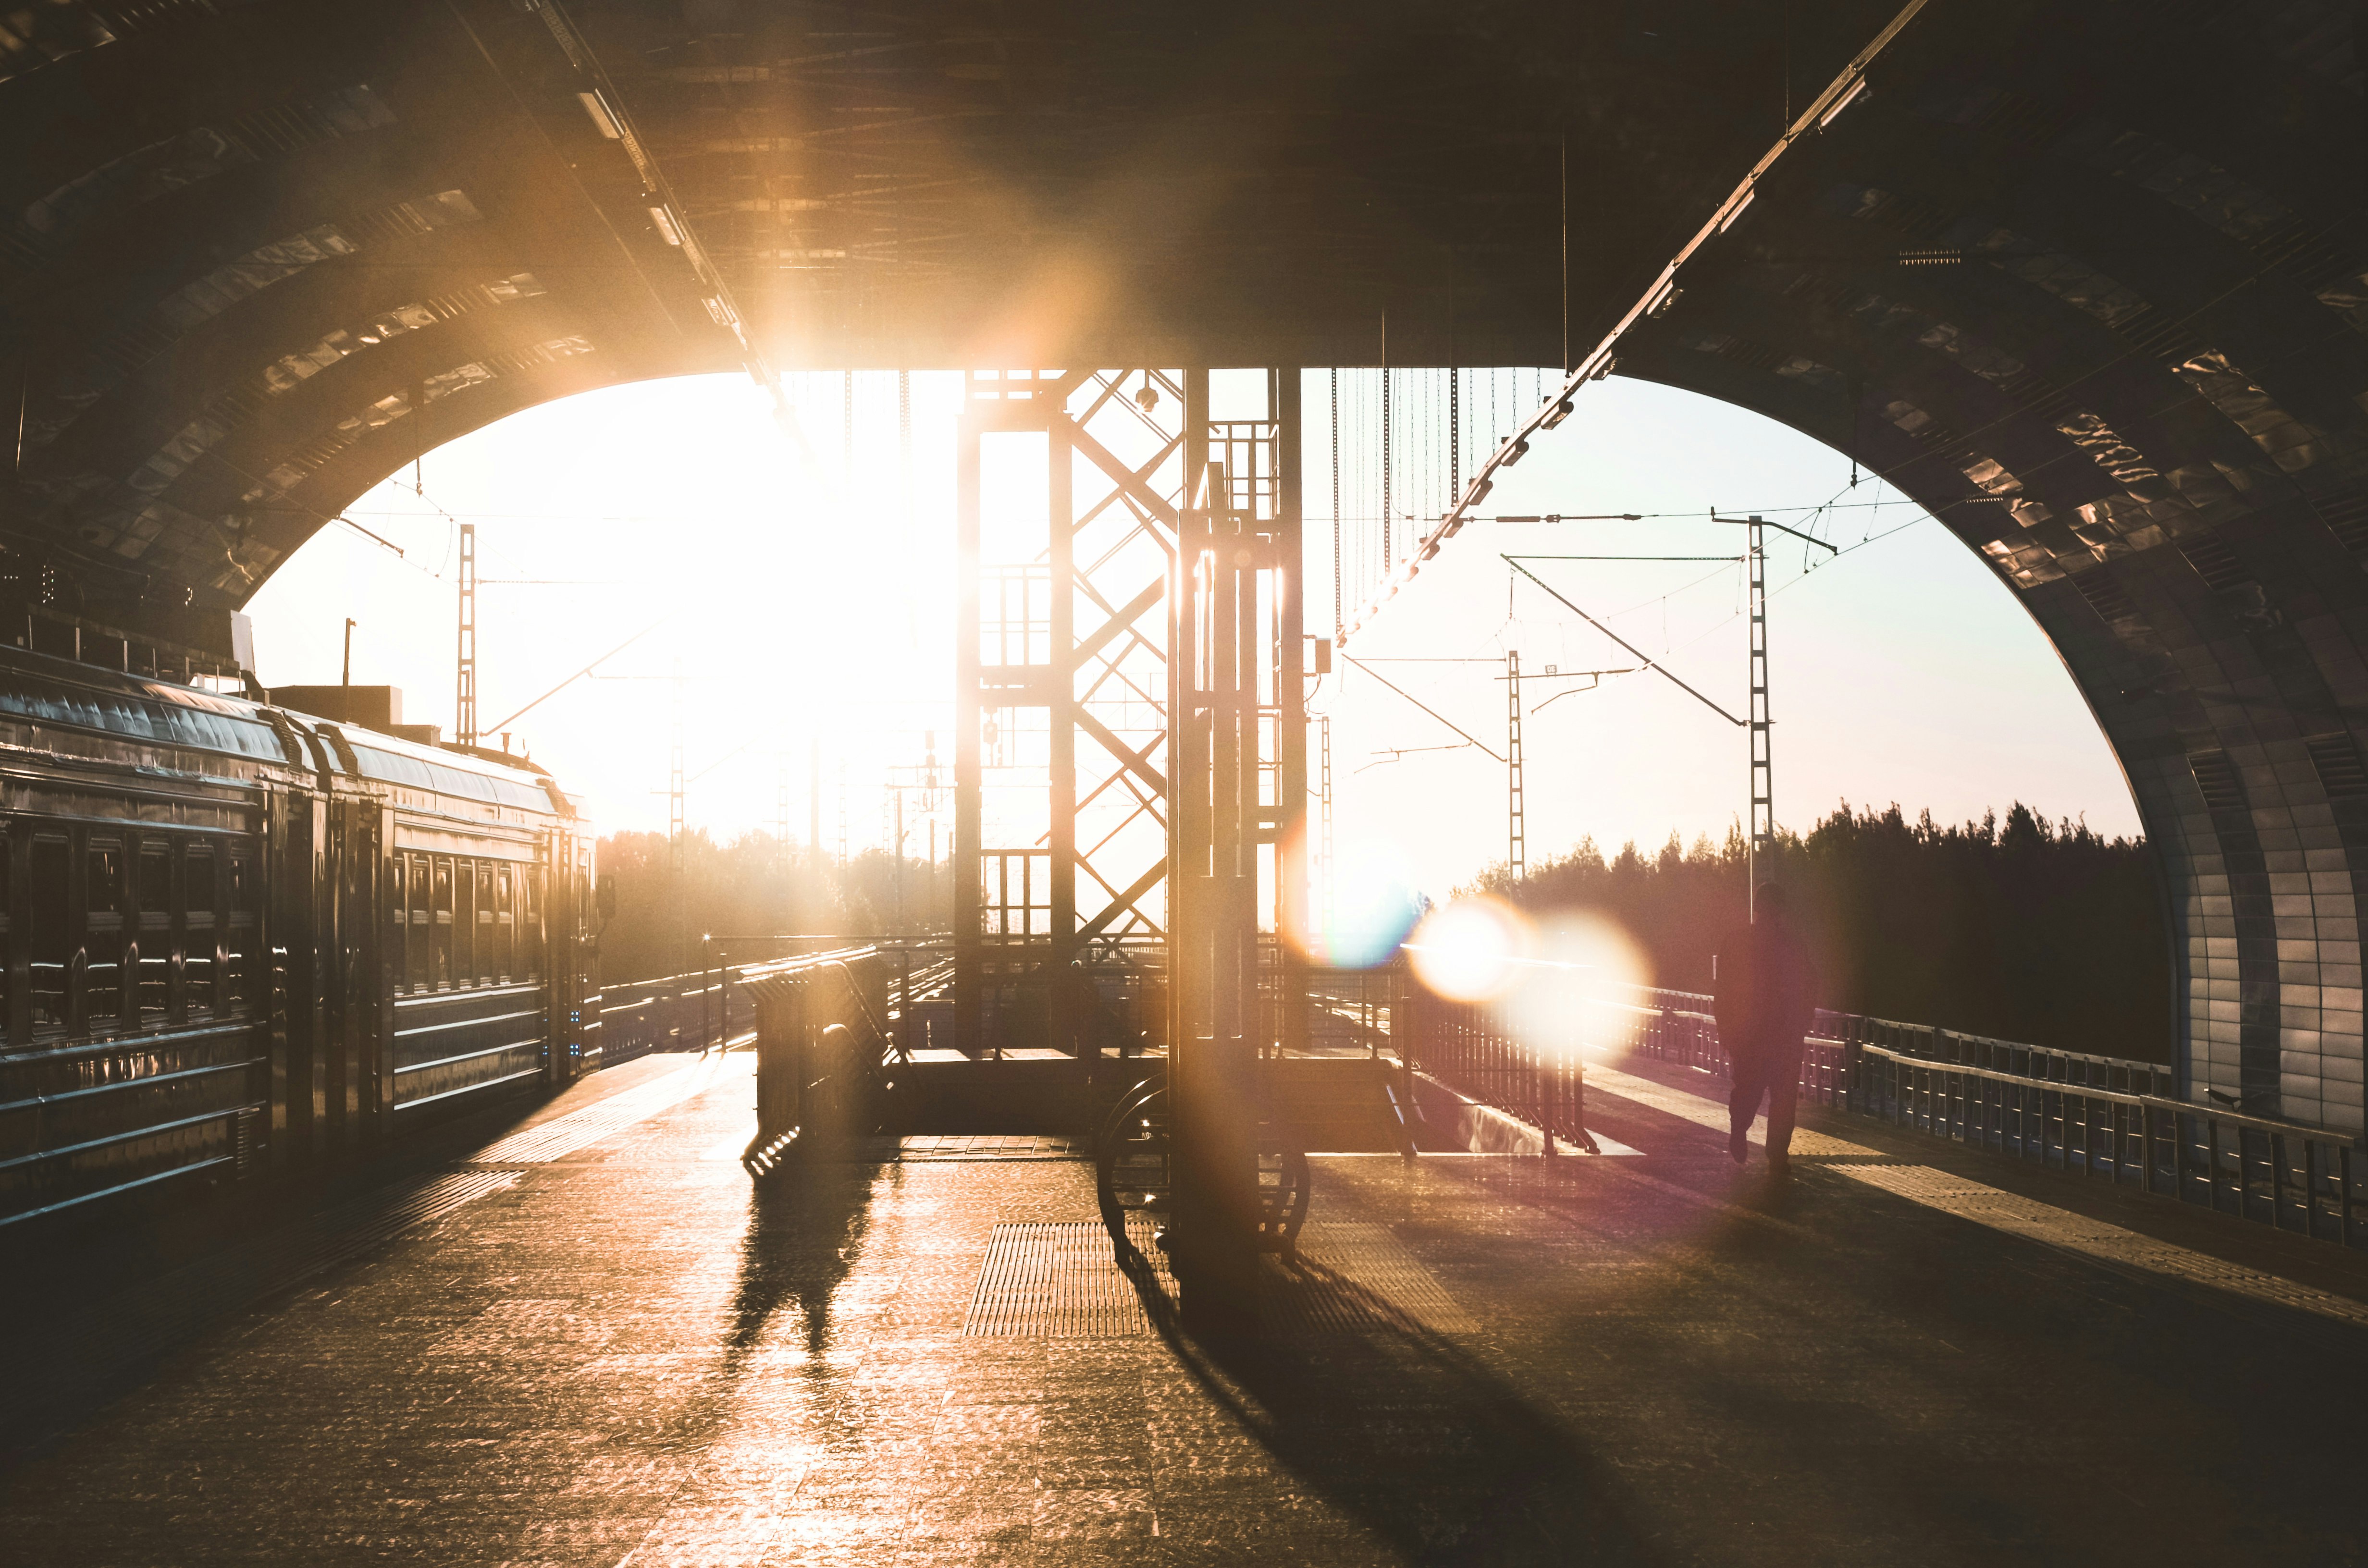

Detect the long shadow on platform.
xmin=725 ymin=1144 xmax=876 ymax=1365
xmin=1118 ymin=1243 xmax=1664 ymax=1566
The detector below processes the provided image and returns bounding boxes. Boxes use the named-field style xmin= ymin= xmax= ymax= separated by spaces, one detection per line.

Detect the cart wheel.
xmin=1096 ymin=1076 xmax=1172 ymax=1256
xmin=1095 ymin=1075 xmax=1309 ymax=1259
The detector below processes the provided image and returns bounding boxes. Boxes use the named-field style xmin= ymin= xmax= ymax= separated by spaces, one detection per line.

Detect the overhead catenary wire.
xmin=1339 ymin=654 xmax=1505 ymax=762
xmin=1338 ymin=0 xmax=1933 ymax=645
xmin=1504 ymin=557 xmax=1741 ymax=726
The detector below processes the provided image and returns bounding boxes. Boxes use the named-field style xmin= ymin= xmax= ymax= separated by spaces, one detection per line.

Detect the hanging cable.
xmin=1331 ymin=368 xmax=1343 ymax=642
xmin=1373 ymin=329 xmax=1382 ymax=580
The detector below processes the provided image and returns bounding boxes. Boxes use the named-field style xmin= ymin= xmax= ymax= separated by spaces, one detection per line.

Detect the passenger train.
xmin=0 ymin=642 xmax=601 ymax=1231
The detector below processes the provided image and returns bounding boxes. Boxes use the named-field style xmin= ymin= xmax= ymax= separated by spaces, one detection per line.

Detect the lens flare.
xmin=1406 ymin=896 xmax=1535 ymax=1003
xmin=1300 ymin=839 xmax=1425 ymax=968
xmin=1499 ymin=910 xmax=1654 ymax=1061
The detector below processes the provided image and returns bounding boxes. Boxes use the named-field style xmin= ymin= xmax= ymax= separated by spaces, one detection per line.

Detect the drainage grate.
xmin=897 ymin=1135 xmax=1088 ymax=1161
xmin=962 ymin=1222 xmax=1172 ymax=1337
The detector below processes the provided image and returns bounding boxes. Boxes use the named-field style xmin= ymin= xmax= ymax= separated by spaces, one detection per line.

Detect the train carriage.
xmin=0 ymin=644 xmax=598 ymax=1232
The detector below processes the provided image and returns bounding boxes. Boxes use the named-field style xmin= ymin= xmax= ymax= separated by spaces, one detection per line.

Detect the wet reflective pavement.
xmin=5 ymin=1052 xmax=2367 ymax=1567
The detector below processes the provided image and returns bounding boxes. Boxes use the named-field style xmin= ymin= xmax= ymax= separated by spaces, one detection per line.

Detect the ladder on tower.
xmin=1506 ymin=649 xmax=1526 ymax=882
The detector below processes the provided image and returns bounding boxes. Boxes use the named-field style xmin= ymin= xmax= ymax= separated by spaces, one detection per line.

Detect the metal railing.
xmin=1399 ymin=980 xmax=1598 ymax=1155
xmin=598 ymin=943 xmax=949 ymax=1064
xmin=1585 ymin=981 xmax=2367 ymax=1251
xmin=742 ymin=950 xmax=893 ymax=1174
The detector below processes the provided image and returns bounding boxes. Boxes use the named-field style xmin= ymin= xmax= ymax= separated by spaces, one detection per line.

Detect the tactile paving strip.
xmin=1836 ymin=1164 xmax=2368 ymax=1327
xmin=467 ymin=1053 xmax=752 ymax=1164
xmin=959 ymin=1219 xmax=1475 ymax=1338
xmin=1266 ymin=1222 xmax=1478 ymax=1335
xmin=0 ymin=1168 xmax=520 ymax=1448
xmin=962 ymin=1222 xmax=1172 ymax=1336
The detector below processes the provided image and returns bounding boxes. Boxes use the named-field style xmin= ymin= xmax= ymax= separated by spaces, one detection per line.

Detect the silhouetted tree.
xmin=596 ymin=829 xmax=951 ymax=983
xmin=1471 ymin=802 xmax=2175 ymax=1063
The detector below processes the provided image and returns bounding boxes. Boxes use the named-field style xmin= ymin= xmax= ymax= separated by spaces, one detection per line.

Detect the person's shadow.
xmin=723 ymin=1139 xmax=879 ymax=1367
xmin=1115 ymin=1239 xmax=1665 ymax=1565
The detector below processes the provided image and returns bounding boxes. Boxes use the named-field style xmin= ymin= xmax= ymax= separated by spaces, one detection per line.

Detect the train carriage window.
xmin=28 ymin=836 xmax=69 ymax=1039
xmin=86 ymin=842 xmax=124 ymax=1029
xmin=185 ymin=845 xmax=217 ymax=1018
xmin=432 ymin=857 xmax=453 ymax=989
xmin=224 ymin=854 xmax=253 ymax=1015
xmin=495 ymin=864 xmax=514 ymax=982
xmin=387 ymin=852 xmax=406 ymax=993
xmin=454 ymin=857 xmax=474 ymax=987
xmin=475 ymin=862 xmax=495 ymax=985
xmin=136 ymin=842 xmax=171 ymax=1026
xmin=519 ymin=867 xmax=540 ymax=980
xmin=407 ymin=855 xmax=431 ymax=991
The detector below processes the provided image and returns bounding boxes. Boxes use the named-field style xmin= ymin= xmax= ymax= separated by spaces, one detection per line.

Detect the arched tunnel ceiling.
xmin=1 ymin=1 xmax=2365 ymax=1109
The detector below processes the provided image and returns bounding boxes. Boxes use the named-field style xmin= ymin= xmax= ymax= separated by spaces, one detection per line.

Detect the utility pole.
xmin=837 ymin=757 xmax=848 ymax=871
xmin=775 ymin=751 xmax=790 ymax=870
xmin=455 ymin=522 xmax=477 ymax=747
xmin=341 ymin=618 xmax=355 ymax=687
xmin=894 ymin=789 xmax=904 ymax=935
xmin=809 ymin=736 xmax=823 ymax=882
xmin=1506 ymin=649 xmax=1526 ymax=883
xmin=1747 ymin=515 xmax=1772 ymax=920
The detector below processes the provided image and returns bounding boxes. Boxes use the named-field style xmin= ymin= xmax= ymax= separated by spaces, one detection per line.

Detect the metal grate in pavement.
xmin=467 ymin=1054 xmax=752 ymax=1164
xmin=962 ymin=1221 xmax=1172 ymax=1336
xmin=1265 ymin=1222 xmax=1477 ymax=1335
xmin=896 ymin=1135 xmax=1088 ymax=1161
xmin=1837 ymin=1164 xmax=2368 ymax=1328
xmin=958 ymin=1219 xmax=1474 ymax=1338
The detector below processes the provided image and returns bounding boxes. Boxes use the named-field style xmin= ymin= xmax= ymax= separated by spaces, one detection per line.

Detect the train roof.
xmin=0 ymin=641 xmax=286 ymax=766
xmin=311 ymin=721 xmax=564 ymax=815
xmin=0 ymin=643 xmax=572 ymax=816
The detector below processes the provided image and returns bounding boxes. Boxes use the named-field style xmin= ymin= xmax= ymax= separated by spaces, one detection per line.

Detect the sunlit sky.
xmin=245 ymin=370 xmax=2140 ymax=899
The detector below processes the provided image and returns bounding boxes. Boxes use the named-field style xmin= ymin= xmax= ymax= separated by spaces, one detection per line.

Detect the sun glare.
xmin=1406 ymin=896 xmax=1535 ymax=1003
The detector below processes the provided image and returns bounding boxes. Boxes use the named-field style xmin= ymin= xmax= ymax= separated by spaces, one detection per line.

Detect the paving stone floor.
xmin=5 ymin=1051 xmax=2368 ymax=1566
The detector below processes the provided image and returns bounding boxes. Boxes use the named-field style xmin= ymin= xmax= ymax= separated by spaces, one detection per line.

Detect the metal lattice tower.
xmin=1747 ymin=515 xmax=1772 ymax=918
xmin=1506 ymin=649 xmax=1525 ymax=882
xmin=455 ymin=523 xmax=477 ymax=748
xmin=955 ymin=368 xmax=1195 ymax=1055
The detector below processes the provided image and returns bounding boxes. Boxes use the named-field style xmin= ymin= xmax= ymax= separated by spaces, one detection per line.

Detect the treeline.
xmin=1470 ymin=803 xmax=2175 ymax=1064
xmin=595 ymin=829 xmax=950 ymax=984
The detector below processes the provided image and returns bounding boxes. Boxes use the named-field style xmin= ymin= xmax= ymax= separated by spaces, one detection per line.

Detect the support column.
xmin=1048 ymin=404 xmax=1078 ymax=1053
xmin=1169 ymin=367 xmax=1313 ymax=1334
xmin=955 ymin=411 xmax=984 ymax=1054
xmin=1274 ymin=368 xmax=1308 ymax=1059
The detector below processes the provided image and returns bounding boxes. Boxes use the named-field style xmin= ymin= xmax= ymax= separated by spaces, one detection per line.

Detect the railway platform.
xmin=4 ymin=1045 xmax=2366 ymax=1566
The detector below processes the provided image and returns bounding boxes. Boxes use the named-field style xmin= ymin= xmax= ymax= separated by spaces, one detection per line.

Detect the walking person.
xmin=1714 ymin=882 xmax=1820 ymax=1179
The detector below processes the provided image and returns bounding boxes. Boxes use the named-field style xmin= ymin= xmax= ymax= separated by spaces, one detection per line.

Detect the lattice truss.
xmin=963 ymin=369 xmax=1186 ymax=958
